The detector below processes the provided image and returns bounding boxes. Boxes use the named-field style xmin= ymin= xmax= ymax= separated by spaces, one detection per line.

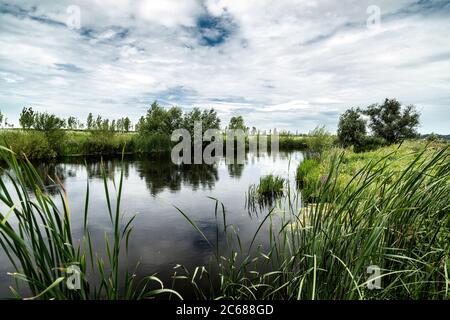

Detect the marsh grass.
xmin=0 ymin=146 xmax=180 ymax=300
xmin=176 ymin=144 xmax=450 ymax=299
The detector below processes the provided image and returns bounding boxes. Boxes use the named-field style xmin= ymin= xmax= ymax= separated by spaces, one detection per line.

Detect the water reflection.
xmin=137 ymin=160 xmax=219 ymax=195
xmin=0 ymin=151 xmax=305 ymax=298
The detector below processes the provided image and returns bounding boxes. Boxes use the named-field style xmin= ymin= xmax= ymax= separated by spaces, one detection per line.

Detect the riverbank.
xmin=0 ymin=129 xmax=311 ymax=159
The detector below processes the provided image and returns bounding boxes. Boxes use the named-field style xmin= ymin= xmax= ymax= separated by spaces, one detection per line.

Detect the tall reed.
xmin=176 ymin=144 xmax=450 ymax=299
xmin=0 ymin=146 xmax=180 ymax=299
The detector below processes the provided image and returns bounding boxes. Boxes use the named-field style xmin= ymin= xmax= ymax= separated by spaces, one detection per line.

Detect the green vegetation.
xmin=0 ymin=139 xmax=448 ymax=299
xmin=0 ymin=147 xmax=179 ymax=299
xmin=337 ymin=108 xmax=367 ymax=148
xmin=178 ymin=142 xmax=449 ymax=299
xmin=306 ymin=126 xmax=334 ymax=159
xmin=248 ymin=174 xmax=285 ymax=201
xmin=337 ymin=98 xmax=421 ymax=151
xmin=228 ymin=115 xmax=246 ymax=131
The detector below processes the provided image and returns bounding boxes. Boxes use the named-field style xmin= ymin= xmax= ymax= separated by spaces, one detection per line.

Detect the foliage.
xmin=178 ymin=143 xmax=450 ymax=299
xmin=296 ymin=158 xmax=319 ymax=184
xmin=337 ymin=108 xmax=367 ymax=148
xmin=86 ymin=113 xmax=94 ymax=130
xmin=19 ymin=107 xmax=35 ymax=129
xmin=0 ymin=148 xmax=181 ymax=300
xmin=0 ymin=130 xmax=55 ymax=158
xmin=228 ymin=116 xmax=246 ymax=131
xmin=353 ymin=136 xmax=386 ymax=153
xmin=307 ymin=126 xmax=334 ymax=158
xmin=182 ymin=107 xmax=221 ymax=137
xmin=247 ymin=174 xmax=285 ymax=209
xmin=364 ymin=98 xmax=420 ymax=144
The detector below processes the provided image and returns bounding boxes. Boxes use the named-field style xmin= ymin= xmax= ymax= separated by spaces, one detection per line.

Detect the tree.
xmin=67 ymin=116 xmax=78 ymax=130
xmin=86 ymin=113 xmax=93 ymax=130
xmin=201 ymin=109 xmax=221 ymax=131
xmin=123 ymin=117 xmax=131 ymax=132
xmin=165 ymin=107 xmax=183 ymax=133
xmin=182 ymin=107 xmax=221 ymax=137
xmin=337 ymin=108 xmax=367 ymax=147
xmin=363 ymin=98 xmax=420 ymax=144
xmin=228 ymin=116 xmax=246 ymax=131
xmin=182 ymin=107 xmax=203 ymax=137
xmin=19 ymin=107 xmax=35 ymax=129
xmin=33 ymin=112 xmax=66 ymax=132
xmin=135 ymin=116 xmax=145 ymax=132
xmin=139 ymin=101 xmax=171 ymax=135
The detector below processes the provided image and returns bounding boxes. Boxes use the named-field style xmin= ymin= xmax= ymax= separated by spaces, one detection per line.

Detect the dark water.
xmin=0 ymin=151 xmax=304 ymax=298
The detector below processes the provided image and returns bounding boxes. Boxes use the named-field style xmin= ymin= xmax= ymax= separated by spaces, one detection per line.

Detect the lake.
xmin=0 ymin=150 xmax=305 ymax=298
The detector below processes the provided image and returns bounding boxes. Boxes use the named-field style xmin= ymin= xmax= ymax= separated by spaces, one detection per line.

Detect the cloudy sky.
xmin=0 ymin=0 xmax=449 ymax=133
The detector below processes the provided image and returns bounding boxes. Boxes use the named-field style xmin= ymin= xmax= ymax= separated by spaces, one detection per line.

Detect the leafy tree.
xmin=165 ymin=107 xmax=183 ymax=133
xmin=33 ymin=112 xmax=66 ymax=132
xmin=67 ymin=116 xmax=79 ymax=130
xmin=201 ymin=109 xmax=221 ymax=131
xmin=0 ymin=110 xmax=4 ymax=128
xmin=135 ymin=116 xmax=145 ymax=132
xmin=182 ymin=107 xmax=221 ymax=137
xmin=19 ymin=107 xmax=35 ymax=129
xmin=228 ymin=116 xmax=246 ymax=131
xmin=123 ymin=117 xmax=131 ymax=132
xmin=86 ymin=113 xmax=94 ymax=130
xmin=426 ymin=133 xmax=439 ymax=142
xmin=363 ymin=98 xmax=420 ymax=144
xmin=182 ymin=107 xmax=203 ymax=137
xmin=139 ymin=101 xmax=171 ymax=135
xmin=337 ymin=108 xmax=367 ymax=147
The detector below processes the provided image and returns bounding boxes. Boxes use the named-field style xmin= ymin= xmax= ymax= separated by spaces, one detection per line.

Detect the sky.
xmin=0 ymin=0 xmax=449 ymax=133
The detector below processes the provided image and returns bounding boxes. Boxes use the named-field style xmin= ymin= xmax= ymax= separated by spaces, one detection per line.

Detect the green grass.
xmin=0 ymin=146 xmax=180 ymax=299
xmin=246 ymin=174 xmax=285 ymax=212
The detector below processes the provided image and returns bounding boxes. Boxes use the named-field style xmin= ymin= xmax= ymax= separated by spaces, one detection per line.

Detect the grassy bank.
xmin=0 ymin=130 xmax=311 ymax=159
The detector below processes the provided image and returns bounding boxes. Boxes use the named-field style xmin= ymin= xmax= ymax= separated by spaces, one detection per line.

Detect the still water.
xmin=0 ymin=151 xmax=304 ymax=298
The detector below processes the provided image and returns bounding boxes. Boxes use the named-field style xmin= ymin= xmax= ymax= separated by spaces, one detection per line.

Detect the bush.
xmin=0 ymin=130 xmax=55 ymax=158
xmin=307 ymin=126 xmax=334 ymax=159
xmin=354 ymin=136 xmax=386 ymax=153
xmin=278 ymin=136 xmax=308 ymax=150
xmin=133 ymin=133 xmax=173 ymax=153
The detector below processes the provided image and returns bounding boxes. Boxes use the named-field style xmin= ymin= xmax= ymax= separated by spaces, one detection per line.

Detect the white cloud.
xmin=0 ymin=0 xmax=449 ymax=133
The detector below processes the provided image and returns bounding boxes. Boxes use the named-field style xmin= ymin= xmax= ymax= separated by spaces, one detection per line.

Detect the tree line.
xmin=18 ymin=107 xmax=133 ymax=132
xmin=6 ymin=98 xmax=423 ymax=151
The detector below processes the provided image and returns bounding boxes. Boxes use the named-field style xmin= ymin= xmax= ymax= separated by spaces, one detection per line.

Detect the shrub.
xmin=133 ymin=133 xmax=173 ymax=153
xmin=307 ymin=126 xmax=334 ymax=158
xmin=354 ymin=136 xmax=386 ymax=153
xmin=0 ymin=130 xmax=55 ymax=158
